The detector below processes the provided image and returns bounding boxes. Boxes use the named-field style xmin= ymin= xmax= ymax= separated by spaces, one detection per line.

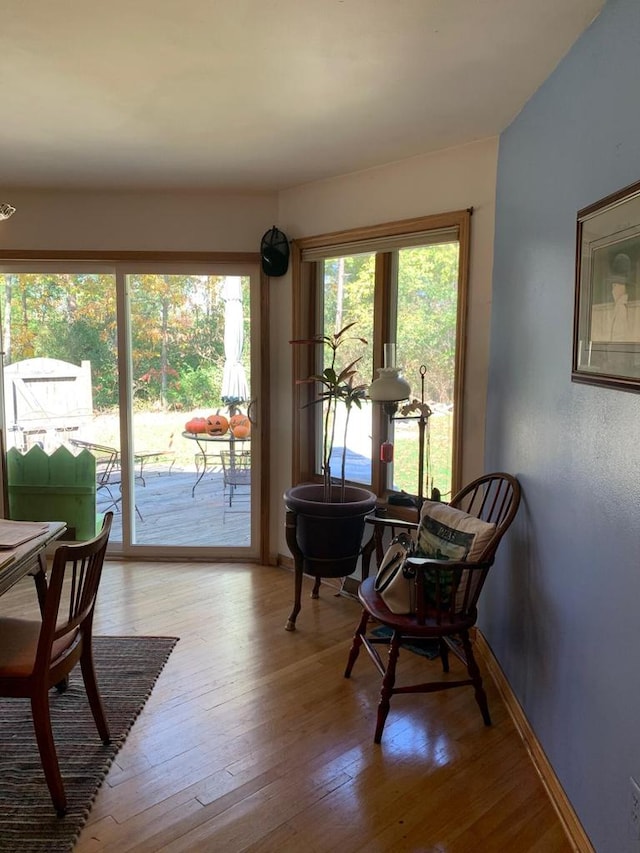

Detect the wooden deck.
xmin=99 ymin=463 xmax=252 ymax=549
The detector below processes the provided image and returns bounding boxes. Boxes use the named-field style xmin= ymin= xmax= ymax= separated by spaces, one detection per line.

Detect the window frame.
xmin=290 ymin=209 xmax=471 ymax=498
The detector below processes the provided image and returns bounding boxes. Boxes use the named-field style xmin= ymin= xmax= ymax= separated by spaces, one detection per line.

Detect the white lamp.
xmin=370 ymin=356 xmax=435 ymax=506
xmin=368 ymin=343 xmax=411 ymax=415
xmin=0 ymin=204 xmax=16 ymax=220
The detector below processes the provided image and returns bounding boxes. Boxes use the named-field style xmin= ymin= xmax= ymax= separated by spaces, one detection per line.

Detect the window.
xmin=292 ymin=210 xmax=471 ymax=501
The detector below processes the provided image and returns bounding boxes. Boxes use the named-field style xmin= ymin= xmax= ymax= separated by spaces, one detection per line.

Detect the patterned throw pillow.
xmin=416 ymin=501 xmax=496 ymax=610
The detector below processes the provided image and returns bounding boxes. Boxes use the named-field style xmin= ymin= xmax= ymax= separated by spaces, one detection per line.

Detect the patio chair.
xmin=220 ymin=449 xmax=251 ymax=519
xmin=69 ymin=439 xmax=120 ymax=505
xmin=194 ymin=448 xmax=221 ymax=476
xmin=69 ymin=439 xmax=143 ymax=521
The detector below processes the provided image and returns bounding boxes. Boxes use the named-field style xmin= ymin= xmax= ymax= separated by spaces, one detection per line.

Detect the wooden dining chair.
xmin=344 ymin=473 xmax=521 ymax=743
xmin=0 ymin=512 xmax=114 ymax=815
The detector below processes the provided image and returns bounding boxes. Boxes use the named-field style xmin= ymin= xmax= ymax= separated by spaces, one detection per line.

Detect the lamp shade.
xmin=368 ymin=367 xmax=411 ymax=403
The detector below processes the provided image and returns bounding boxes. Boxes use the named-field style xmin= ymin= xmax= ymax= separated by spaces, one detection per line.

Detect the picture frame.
xmin=572 ymin=178 xmax=640 ymax=392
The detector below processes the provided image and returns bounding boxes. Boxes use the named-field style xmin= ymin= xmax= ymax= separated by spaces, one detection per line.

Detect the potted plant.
xmin=284 ymin=323 xmax=377 ymax=630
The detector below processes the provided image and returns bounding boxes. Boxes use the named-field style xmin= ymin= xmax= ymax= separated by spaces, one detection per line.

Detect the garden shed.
xmin=3 ymin=357 xmax=93 ymax=451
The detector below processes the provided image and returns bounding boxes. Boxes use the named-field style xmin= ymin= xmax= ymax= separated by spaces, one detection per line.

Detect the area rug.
xmin=0 ymin=635 xmax=178 ymax=853
xmin=371 ymin=625 xmax=440 ymax=659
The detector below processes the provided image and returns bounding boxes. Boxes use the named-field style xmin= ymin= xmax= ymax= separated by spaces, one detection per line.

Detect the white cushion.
xmin=417 ymin=500 xmax=495 ymax=562
xmin=416 ymin=501 xmax=496 ymax=611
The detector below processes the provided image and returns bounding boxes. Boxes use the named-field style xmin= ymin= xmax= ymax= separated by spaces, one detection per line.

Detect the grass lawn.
xmin=81 ymin=409 xmax=226 ymax=470
xmin=84 ymin=407 xmax=453 ymax=496
xmin=392 ymin=412 xmax=453 ymax=500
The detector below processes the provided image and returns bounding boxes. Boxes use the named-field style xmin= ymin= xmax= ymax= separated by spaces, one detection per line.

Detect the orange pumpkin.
xmin=206 ymin=413 xmax=229 ymax=436
xmin=185 ymin=417 xmax=207 ymax=434
xmin=229 ymin=414 xmax=251 ymax=439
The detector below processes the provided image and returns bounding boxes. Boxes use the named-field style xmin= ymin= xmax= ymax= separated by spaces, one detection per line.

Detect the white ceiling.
xmin=0 ymin=0 xmax=604 ymax=193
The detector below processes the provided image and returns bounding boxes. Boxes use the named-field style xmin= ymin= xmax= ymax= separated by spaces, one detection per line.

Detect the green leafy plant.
xmin=290 ymin=322 xmax=368 ymax=502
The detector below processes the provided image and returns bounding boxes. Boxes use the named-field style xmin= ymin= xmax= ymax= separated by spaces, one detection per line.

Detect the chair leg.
xmin=31 ymin=691 xmax=67 ymax=816
xmin=80 ymin=642 xmax=111 ymax=744
xmin=311 ymin=576 xmax=321 ymax=599
xmin=375 ymin=630 xmax=401 ymax=743
xmin=285 ymin=511 xmax=303 ymax=631
xmin=360 ymin=533 xmax=375 ymax=581
xmin=344 ymin=609 xmax=369 ymax=677
xmin=438 ymin=637 xmax=450 ymax=672
xmin=285 ymin=563 xmax=303 ymax=631
xmin=460 ymin=630 xmax=491 ymax=726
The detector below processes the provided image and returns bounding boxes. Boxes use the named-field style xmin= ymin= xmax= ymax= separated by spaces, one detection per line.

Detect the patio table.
xmin=181 ymin=431 xmax=250 ymax=497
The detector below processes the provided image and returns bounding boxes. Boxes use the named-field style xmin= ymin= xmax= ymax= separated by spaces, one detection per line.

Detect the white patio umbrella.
xmin=220 ymin=276 xmax=249 ymax=405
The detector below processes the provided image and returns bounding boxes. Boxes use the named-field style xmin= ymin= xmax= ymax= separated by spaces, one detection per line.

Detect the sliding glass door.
xmin=0 ymin=260 xmax=261 ymax=559
xmin=0 ymin=267 xmax=122 ymax=545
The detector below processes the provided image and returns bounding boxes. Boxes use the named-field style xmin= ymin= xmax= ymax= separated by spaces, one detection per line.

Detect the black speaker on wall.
xmin=260 ymin=226 xmax=290 ymax=277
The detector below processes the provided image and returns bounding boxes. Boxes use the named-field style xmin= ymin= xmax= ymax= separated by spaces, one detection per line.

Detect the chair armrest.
xmin=365 ymin=516 xmax=419 ymax=531
xmin=361 ymin=515 xmax=420 ymax=581
xmin=405 ymin=557 xmax=494 ymax=622
xmin=404 ymin=556 xmax=490 ymax=571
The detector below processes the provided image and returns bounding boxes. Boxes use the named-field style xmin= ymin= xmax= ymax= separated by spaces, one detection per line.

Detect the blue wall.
xmin=484 ymin=1 xmax=640 ymax=850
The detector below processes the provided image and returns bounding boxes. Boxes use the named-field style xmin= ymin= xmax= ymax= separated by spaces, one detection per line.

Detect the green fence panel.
xmin=7 ymin=446 xmax=97 ymax=541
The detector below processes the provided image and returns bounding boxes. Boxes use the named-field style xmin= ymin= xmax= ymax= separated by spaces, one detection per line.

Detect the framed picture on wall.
xmin=573 ymin=178 xmax=640 ymax=392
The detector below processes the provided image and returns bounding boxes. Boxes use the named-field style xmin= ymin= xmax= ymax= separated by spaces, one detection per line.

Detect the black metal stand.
xmin=394 ymin=365 xmax=433 ymax=508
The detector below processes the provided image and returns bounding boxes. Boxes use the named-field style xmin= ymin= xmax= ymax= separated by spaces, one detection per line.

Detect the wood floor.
xmin=0 ymin=560 xmax=573 ymax=853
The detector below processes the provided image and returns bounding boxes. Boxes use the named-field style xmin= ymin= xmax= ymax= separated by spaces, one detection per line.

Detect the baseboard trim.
xmin=474 ymin=630 xmax=594 ymax=853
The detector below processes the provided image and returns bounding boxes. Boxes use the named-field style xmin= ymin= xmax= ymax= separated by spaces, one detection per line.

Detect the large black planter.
xmin=284 ymin=483 xmax=376 ymax=630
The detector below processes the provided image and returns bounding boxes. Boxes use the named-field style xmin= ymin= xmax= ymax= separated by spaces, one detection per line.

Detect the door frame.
xmin=0 ymin=250 xmax=271 ymax=565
